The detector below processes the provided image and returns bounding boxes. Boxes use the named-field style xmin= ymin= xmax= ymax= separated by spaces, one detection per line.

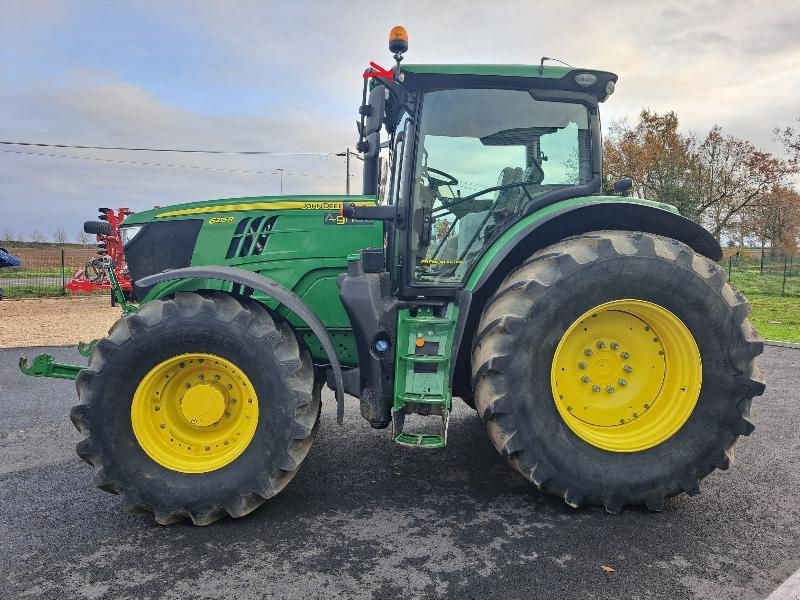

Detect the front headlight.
xmin=120 ymin=225 xmax=143 ymax=246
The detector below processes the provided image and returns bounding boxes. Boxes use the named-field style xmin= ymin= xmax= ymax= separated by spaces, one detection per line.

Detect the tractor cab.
xmin=346 ymin=28 xmax=617 ymax=299
xmin=337 ymin=28 xmax=621 ymax=441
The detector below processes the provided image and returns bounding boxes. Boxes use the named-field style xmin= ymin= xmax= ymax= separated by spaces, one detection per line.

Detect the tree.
xmin=741 ymin=186 xmax=800 ymax=255
xmin=774 ymin=118 xmax=800 ymax=164
xmin=76 ymin=231 xmax=91 ymax=246
xmin=30 ymin=230 xmax=47 ymax=243
xmin=604 ymin=111 xmax=792 ymax=242
xmin=1 ymin=230 xmax=15 ymax=244
xmin=603 ymin=110 xmax=696 ymax=215
xmin=53 ymin=228 xmax=67 ymax=244
xmin=685 ymin=126 xmax=789 ymax=241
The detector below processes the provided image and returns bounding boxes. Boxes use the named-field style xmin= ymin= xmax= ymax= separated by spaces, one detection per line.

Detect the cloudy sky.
xmin=1 ymin=0 xmax=798 ymax=240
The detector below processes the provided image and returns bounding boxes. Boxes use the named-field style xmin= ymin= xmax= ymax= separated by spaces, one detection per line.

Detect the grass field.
xmin=0 ymin=269 xmax=75 ymax=279
xmin=0 ymin=285 xmax=65 ymax=299
xmin=747 ymin=295 xmax=800 ymax=343
xmin=727 ymin=266 xmax=800 ymax=342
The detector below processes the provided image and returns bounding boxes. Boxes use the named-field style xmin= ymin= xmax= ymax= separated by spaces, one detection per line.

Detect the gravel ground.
xmin=1 ymin=345 xmax=798 ymax=599
xmin=0 ymin=297 xmax=119 ymax=348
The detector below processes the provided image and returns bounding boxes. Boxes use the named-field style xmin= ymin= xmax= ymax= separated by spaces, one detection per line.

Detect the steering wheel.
xmin=426 ymin=167 xmax=459 ymax=187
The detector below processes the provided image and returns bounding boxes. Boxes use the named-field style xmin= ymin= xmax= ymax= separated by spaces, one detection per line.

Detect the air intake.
xmin=225 ymin=216 xmax=278 ymax=259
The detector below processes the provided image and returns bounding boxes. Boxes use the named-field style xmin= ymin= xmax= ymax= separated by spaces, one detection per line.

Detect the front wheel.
xmin=472 ymin=231 xmax=765 ymax=513
xmin=71 ymin=291 xmax=320 ymax=525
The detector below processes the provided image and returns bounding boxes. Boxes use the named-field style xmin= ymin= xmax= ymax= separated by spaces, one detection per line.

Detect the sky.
xmin=1 ymin=0 xmax=799 ymax=241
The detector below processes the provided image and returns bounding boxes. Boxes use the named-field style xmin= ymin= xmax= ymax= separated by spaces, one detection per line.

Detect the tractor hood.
xmin=123 ymin=194 xmax=376 ymax=225
xmin=120 ymin=194 xmax=383 ymax=301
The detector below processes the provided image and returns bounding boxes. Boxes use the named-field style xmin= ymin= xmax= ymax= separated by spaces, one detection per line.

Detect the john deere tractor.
xmin=21 ymin=27 xmax=765 ymax=525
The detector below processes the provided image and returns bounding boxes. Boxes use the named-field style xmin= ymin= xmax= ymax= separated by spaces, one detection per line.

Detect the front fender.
xmin=138 ymin=265 xmax=346 ymax=424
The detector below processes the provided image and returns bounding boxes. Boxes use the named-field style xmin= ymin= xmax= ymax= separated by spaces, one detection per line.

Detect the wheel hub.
xmin=131 ymin=353 xmax=259 ymax=473
xmin=551 ymin=300 xmax=702 ymax=452
xmin=181 ymin=384 xmax=226 ymax=427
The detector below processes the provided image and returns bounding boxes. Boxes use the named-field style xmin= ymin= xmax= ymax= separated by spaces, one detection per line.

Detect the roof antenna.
xmin=539 ymin=57 xmax=573 ymax=75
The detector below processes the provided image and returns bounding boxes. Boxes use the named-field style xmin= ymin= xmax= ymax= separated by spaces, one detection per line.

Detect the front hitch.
xmin=19 ymin=354 xmax=83 ymax=380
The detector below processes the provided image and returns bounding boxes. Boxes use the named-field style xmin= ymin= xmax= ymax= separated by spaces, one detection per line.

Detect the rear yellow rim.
xmin=551 ymin=300 xmax=701 ymax=452
xmin=131 ymin=353 xmax=259 ymax=473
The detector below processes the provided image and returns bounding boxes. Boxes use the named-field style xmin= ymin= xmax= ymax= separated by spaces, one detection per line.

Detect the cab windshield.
xmin=410 ymin=88 xmax=591 ymax=285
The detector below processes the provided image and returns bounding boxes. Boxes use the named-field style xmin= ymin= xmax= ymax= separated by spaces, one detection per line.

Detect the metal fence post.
xmin=782 ymin=255 xmax=788 ymax=297
xmin=61 ymin=248 xmax=66 ymax=296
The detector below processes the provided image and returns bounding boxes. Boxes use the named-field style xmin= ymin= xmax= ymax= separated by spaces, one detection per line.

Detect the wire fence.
xmin=724 ymin=251 xmax=800 ymax=298
xmin=0 ymin=246 xmax=99 ymax=299
xmin=1 ymin=244 xmax=798 ymax=301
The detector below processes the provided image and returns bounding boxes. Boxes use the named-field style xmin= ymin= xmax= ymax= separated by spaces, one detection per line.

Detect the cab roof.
xmin=399 ymin=64 xmax=618 ymax=102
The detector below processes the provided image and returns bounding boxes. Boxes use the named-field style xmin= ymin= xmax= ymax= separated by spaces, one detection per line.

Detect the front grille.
xmin=124 ymin=219 xmax=203 ymax=299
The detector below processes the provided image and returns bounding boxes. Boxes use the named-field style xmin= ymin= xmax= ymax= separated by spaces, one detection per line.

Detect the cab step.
xmin=392 ymin=304 xmax=458 ymax=448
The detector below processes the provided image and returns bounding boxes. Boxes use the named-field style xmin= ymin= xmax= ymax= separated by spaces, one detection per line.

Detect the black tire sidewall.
xmin=88 ymin=304 xmax=306 ymax=512
xmin=504 ymin=254 xmax=743 ymax=499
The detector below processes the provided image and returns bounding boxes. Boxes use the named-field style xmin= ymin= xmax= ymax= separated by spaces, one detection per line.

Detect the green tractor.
xmin=22 ymin=27 xmax=765 ymax=524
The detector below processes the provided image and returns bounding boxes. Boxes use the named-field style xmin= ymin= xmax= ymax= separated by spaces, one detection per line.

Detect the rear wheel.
xmin=472 ymin=230 xmax=764 ymax=512
xmin=71 ymin=291 xmax=320 ymax=525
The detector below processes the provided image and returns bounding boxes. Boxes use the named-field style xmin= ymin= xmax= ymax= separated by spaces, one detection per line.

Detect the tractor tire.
xmin=70 ymin=291 xmax=320 ymax=525
xmin=83 ymin=220 xmax=113 ymax=235
xmin=472 ymin=230 xmax=764 ymax=513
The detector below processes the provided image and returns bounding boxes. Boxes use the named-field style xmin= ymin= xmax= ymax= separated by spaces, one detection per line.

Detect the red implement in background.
xmin=65 ymin=207 xmax=134 ymax=302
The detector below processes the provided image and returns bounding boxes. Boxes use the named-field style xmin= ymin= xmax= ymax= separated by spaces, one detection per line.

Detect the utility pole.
xmin=336 ymin=148 xmax=351 ymax=195
xmin=336 ymin=148 xmax=363 ymax=196
xmin=276 ymin=168 xmax=284 ymax=195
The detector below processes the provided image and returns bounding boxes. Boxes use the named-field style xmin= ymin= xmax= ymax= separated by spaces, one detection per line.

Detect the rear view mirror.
xmin=613 ymin=178 xmax=632 ymax=196
xmin=363 ymin=85 xmax=386 ymax=136
xmin=363 ymin=131 xmax=381 ymax=159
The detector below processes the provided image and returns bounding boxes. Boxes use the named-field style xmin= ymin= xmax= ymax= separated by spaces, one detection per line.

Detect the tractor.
xmin=21 ymin=27 xmax=765 ymax=525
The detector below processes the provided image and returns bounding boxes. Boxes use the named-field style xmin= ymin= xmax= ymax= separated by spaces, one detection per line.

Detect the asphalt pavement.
xmin=1 ymin=345 xmax=798 ymax=600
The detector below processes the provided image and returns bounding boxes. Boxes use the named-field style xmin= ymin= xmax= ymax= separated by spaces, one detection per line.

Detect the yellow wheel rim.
xmin=131 ymin=353 xmax=259 ymax=473
xmin=551 ymin=300 xmax=701 ymax=452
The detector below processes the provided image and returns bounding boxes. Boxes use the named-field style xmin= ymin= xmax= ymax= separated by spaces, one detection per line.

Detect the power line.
xmin=0 ymin=140 xmax=338 ymax=156
xmin=0 ymin=148 xmax=349 ymax=179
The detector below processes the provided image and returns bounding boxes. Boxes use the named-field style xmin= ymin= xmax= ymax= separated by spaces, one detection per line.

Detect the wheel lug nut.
xmin=596 ymin=341 xmax=605 ymax=349
xmin=618 ymin=378 xmax=627 ymax=386
xmin=592 ymin=385 xmax=601 ymax=393
xmin=584 ymin=348 xmax=593 ymax=357
xmin=610 ymin=342 xmax=619 ymax=350
xmin=606 ymin=386 xmax=615 ymax=394
xmin=578 ymin=362 xmax=587 ymax=369
xmin=620 ymin=352 xmax=630 ymax=360
xmin=581 ymin=375 xmax=591 ymax=383
xmin=623 ymin=365 xmax=633 ymax=373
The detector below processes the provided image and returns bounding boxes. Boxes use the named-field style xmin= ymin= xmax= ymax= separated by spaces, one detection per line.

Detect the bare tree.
xmin=76 ymin=231 xmax=91 ymax=246
xmin=1 ymin=230 xmax=15 ymax=244
xmin=53 ymin=228 xmax=67 ymax=244
xmin=30 ymin=230 xmax=47 ymax=243
xmin=774 ymin=118 xmax=800 ymax=164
